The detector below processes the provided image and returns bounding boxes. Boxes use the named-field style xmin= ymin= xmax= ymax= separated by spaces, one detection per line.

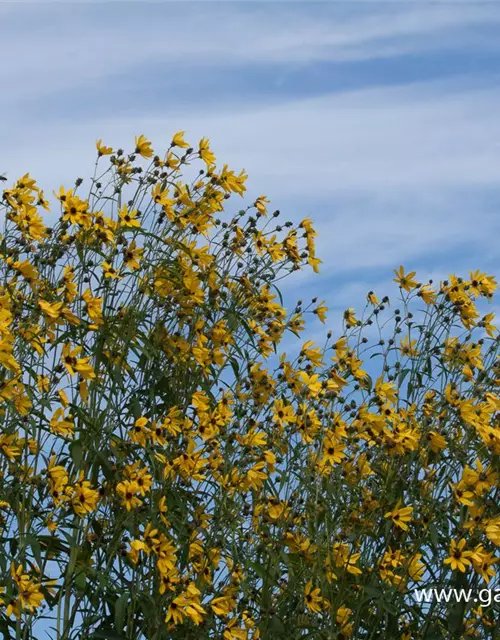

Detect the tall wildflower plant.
xmin=0 ymin=133 xmax=499 ymax=639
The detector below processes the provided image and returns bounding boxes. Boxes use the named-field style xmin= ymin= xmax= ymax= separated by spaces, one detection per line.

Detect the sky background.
xmin=2 ymin=1 xmax=500 ymax=337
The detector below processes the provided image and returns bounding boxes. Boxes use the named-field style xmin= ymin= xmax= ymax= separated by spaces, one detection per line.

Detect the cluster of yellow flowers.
xmin=0 ymin=134 xmax=499 ymax=639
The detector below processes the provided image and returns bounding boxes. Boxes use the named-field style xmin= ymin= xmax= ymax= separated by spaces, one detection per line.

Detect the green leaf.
xmin=75 ymin=569 xmax=86 ymax=595
xmin=378 ymin=597 xmax=397 ymax=615
xmin=426 ymin=356 xmax=433 ymax=379
xmin=114 ymin=593 xmax=128 ymax=632
xmin=37 ymin=534 xmax=70 ymax=557
xmin=139 ymin=595 xmax=157 ymax=629
xmin=249 ymin=560 xmax=271 ymax=583
xmin=429 ymin=523 xmax=439 ymax=548
xmin=398 ymin=368 xmax=410 ymax=387
xmin=92 ymin=519 xmax=103 ymax=538
xmin=25 ymin=534 xmax=42 ymax=568
xmin=9 ymin=538 xmax=18 ymax=557
xmin=230 ymin=358 xmax=240 ymax=379
xmin=70 ymin=439 xmax=83 ymax=470
xmin=269 ymin=616 xmax=286 ymax=634
xmin=363 ymin=586 xmax=381 ymax=599
xmin=95 ymin=451 xmax=114 ymax=481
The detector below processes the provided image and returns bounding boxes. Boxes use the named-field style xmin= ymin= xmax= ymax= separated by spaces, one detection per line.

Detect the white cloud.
xmin=4 ymin=78 xmax=500 ymax=281
xmin=6 ymin=78 xmax=500 ymax=193
xmin=1 ymin=2 xmax=500 ymax=105
xmin=194 ymin=81 xmax=500 ymax=192
xmin=2 ymin=3 xmax=499 ymax=285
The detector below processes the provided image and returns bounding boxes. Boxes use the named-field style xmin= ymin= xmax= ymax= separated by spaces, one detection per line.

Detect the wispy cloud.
xmin=2 ymin=3 xmax=500 ymax=105
xmin=2 ymin=2 xmax=499 ymax=317
xmin=6 ymin=77 xmax=500 ymax=186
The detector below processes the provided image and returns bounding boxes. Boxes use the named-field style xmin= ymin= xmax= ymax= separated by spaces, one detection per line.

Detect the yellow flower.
xmin=244 ymin=462 xmax=267 ymax=491
xmin=308 ymin=254 xmax=322 ymax=273
xmin=367 ymin=290 xmax=379 ymax=306
xmin=37 ymin=375 xmax=50 ymax=393
xmin=393 ymin=265 xmax=418 ymax=291
xmin=304 ymin=580 xmax=324 ymax=613
xmin=166 ymin=151 xmax=180 ymax=169
xmin=210 ymin=595 xmax=236 ymax=616
xmin=71 ymin=479 xmax=99 ymax=517
xmin=320 ymin=434 xmax=346 ymax=468
xmin=18 ymin=580 xmax=44 ymax=612
xmin=427 ymin=430 xmax=447 ymax=453
xmin=469 ymin=270 xmax=497 ymax=298
xmin=299 ymin=371 xmax=322 ymax=397
xmin=102 ymin=261 xmax=121 ymax=280
xmin=116 ymin=480 xmax=142 ymax=511
xmin=79 ymin=379 xmax=89 ymax=403
xmin=399 ymin=336 xmax=419 ymax=357
xmin=419 ymin=284 xmax=437 ymax=305
xmin=96 ymin=138 xmax=113 ymax=156
xmin=118 ymin=204 xmax=141 ymax=228
xmin=47 ymin=520 xmax=58 ymax=533
xmin=128 ymin=539 xmax=147 ymax=564
xmin=10 ymin=565 xmax=45 ymax=614
xmin=123 ymin=240 xmax=144 ymax=271
xmin=199 ymin=137 xmax=216 ymax=165
xmin=124 ymin=462 xmax=152 ymax=496
xmin=462 ymin=459 xmax=498 ymax=496
xmin=49 ymin=407 xmax=74 ymax=438
xmin=336 ymin=606 xmax=353 ymax=636
xmin=61 ymin=344 xmax=95 ymax=380
xmin=483 ymin=312 xmax=497 ymax=337
xmin=62 ymin=195 xmax=89 ymax=226
xmin=384 ymin=504 xmax=413 ymax=531
xmin=166 ymin=582 xmax=205 ymax=626
xmin=254 ymin=195 xmax=270 ymax=215
xmin=82 ymin=289 xmax=103 ymax=325
xmin=151 ymin=183 xmax=174 ymax=207
xmin=39 ymin=299 xmax=64 ymax=319
xmin=408 ymin=553 xmax=425 ymax=582
xmin=344 ymin=308 xmax=357 ymax=327
xmin=472 ymin=547 xmax=498 ymax=583
xmin=134 ymin=134 xmax=153 ymax=158
xmin=444 ymin=539 xmax=473 ymax=572
xmin=172 ymin=130 xmax=189 ymax=148
xmin=129 ymin=416 xmax=150 ymax=447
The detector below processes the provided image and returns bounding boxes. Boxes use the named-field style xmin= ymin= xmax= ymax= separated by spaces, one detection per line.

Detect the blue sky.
xmin=2 ymin=2 xmax=500 ymax=333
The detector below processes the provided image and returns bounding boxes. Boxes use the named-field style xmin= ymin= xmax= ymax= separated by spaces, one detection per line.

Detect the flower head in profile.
xmin=96 ymin=139 xmax=113 ymax=156
xmin=135 ymin=134 xmax=153 ymax=158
